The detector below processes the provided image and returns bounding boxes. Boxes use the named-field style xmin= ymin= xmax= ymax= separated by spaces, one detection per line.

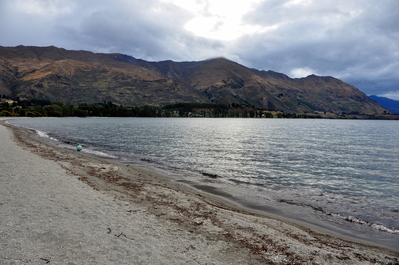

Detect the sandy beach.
xmin=1 ymin=119 xmax=399 ymax=264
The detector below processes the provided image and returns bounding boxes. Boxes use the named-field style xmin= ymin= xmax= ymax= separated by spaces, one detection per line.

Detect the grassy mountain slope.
xmin=0 ymin=46 xmax=207 ymax=105
xmin=0 ymin=45 xmax=388 ymax=114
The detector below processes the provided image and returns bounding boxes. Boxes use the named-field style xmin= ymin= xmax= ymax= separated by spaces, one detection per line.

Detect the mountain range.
xmin=0 ymin=45 xmax=388 ymax=114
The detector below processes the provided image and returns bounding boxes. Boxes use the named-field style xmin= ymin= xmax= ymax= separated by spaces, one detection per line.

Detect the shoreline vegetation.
xmin=1 ymin=99 xmax=399 ymax=119
xmin=1 ymin=119 xmax=399 ymax=264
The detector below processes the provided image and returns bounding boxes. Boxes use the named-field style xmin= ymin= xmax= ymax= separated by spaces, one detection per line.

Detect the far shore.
xmin=1 ymin=118 xmax=399 ymax=264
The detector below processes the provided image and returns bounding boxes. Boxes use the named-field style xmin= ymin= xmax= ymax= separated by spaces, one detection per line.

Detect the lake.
xmin=9 ymin=117 xmax=399 ymax=250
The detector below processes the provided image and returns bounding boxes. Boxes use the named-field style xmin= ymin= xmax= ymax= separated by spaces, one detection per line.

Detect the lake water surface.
xmin=9 ymin=118 xmax=399 ymax=250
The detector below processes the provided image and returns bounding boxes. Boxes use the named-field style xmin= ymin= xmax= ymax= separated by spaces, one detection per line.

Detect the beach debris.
xmin=114 ymin=232 xmax=134 ymax=240
xmin=40 ymin=257 xmax=51 ymax=264
xmin=194 ymin=220 xmax=204 ymax=226
xmin=77 ymin=145 xmax=83 ymax=151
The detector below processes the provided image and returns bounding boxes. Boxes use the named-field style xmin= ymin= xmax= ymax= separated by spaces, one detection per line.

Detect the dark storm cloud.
xmin=1 ymin=0 xmax=398 ymax=98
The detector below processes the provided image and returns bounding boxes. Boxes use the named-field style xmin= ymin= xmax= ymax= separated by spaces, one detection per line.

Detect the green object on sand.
xmin=77 ymin=145 xmax=83 ymax=151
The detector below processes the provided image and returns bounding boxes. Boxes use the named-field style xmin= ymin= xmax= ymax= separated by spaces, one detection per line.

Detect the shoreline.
xmin=7 ymin=117 xmax=399 ymax=250
xmin=1 ymin=119 xmax=399 ymax=264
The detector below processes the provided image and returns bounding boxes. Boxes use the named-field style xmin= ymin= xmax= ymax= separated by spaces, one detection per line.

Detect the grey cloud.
xmin=348 ymin=77 xmax=399 ymax=99
xmin=51 ymin=0 xmax=225 ymax=61
xmin=233 ymin=0 xmax=399 ymax=96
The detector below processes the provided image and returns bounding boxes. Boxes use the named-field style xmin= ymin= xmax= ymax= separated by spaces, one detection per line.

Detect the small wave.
xmin=229 ymin=178 xmax=253 ymax=185
xmin=277 ymin=199 xmax=399 ymax=235
xmin=27 ymin=127 xmax=116 ymax=159
xmin=330 ymin=213 xmax=399 ymax=235
xmin=36 ymin=129 xmax=59 ymax=142
xmin=228 ymin=178 xmax=268 ymax=188
xmin=82 ymin=149 xmax=117 ymax=159
xmin=5 ymin=122 xmax=58 ymax=142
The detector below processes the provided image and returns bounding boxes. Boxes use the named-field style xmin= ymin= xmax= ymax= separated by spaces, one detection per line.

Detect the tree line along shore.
xmin=1 ymin=98 xmax=398 ymax=119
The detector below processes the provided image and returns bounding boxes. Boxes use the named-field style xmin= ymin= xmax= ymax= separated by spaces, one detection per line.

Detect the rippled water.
xmin=9 ymin=117 xmax=399 ymax=248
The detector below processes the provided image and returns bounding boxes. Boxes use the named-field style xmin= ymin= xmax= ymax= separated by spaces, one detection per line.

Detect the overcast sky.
xmin=1 ymin=0 xmax=398 ymax=99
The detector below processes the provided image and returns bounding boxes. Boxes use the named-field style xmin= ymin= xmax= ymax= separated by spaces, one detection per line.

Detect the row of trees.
xmin=0 ymin=100 xmax=301 ymax=118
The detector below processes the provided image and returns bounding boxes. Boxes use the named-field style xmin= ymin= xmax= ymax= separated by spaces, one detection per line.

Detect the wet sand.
xmin=1 ymin=119 xmax=398 ymax=264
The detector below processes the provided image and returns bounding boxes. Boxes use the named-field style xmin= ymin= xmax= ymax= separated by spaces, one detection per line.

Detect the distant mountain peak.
xmin=369 ymin=95 xmax=399 ymax=114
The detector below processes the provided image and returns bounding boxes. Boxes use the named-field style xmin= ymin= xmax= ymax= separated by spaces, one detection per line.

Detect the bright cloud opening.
xmin=290 ymin=67 xmax=316 ymax=78
xmin=161 ymin=0 xmax=266 ymax=40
